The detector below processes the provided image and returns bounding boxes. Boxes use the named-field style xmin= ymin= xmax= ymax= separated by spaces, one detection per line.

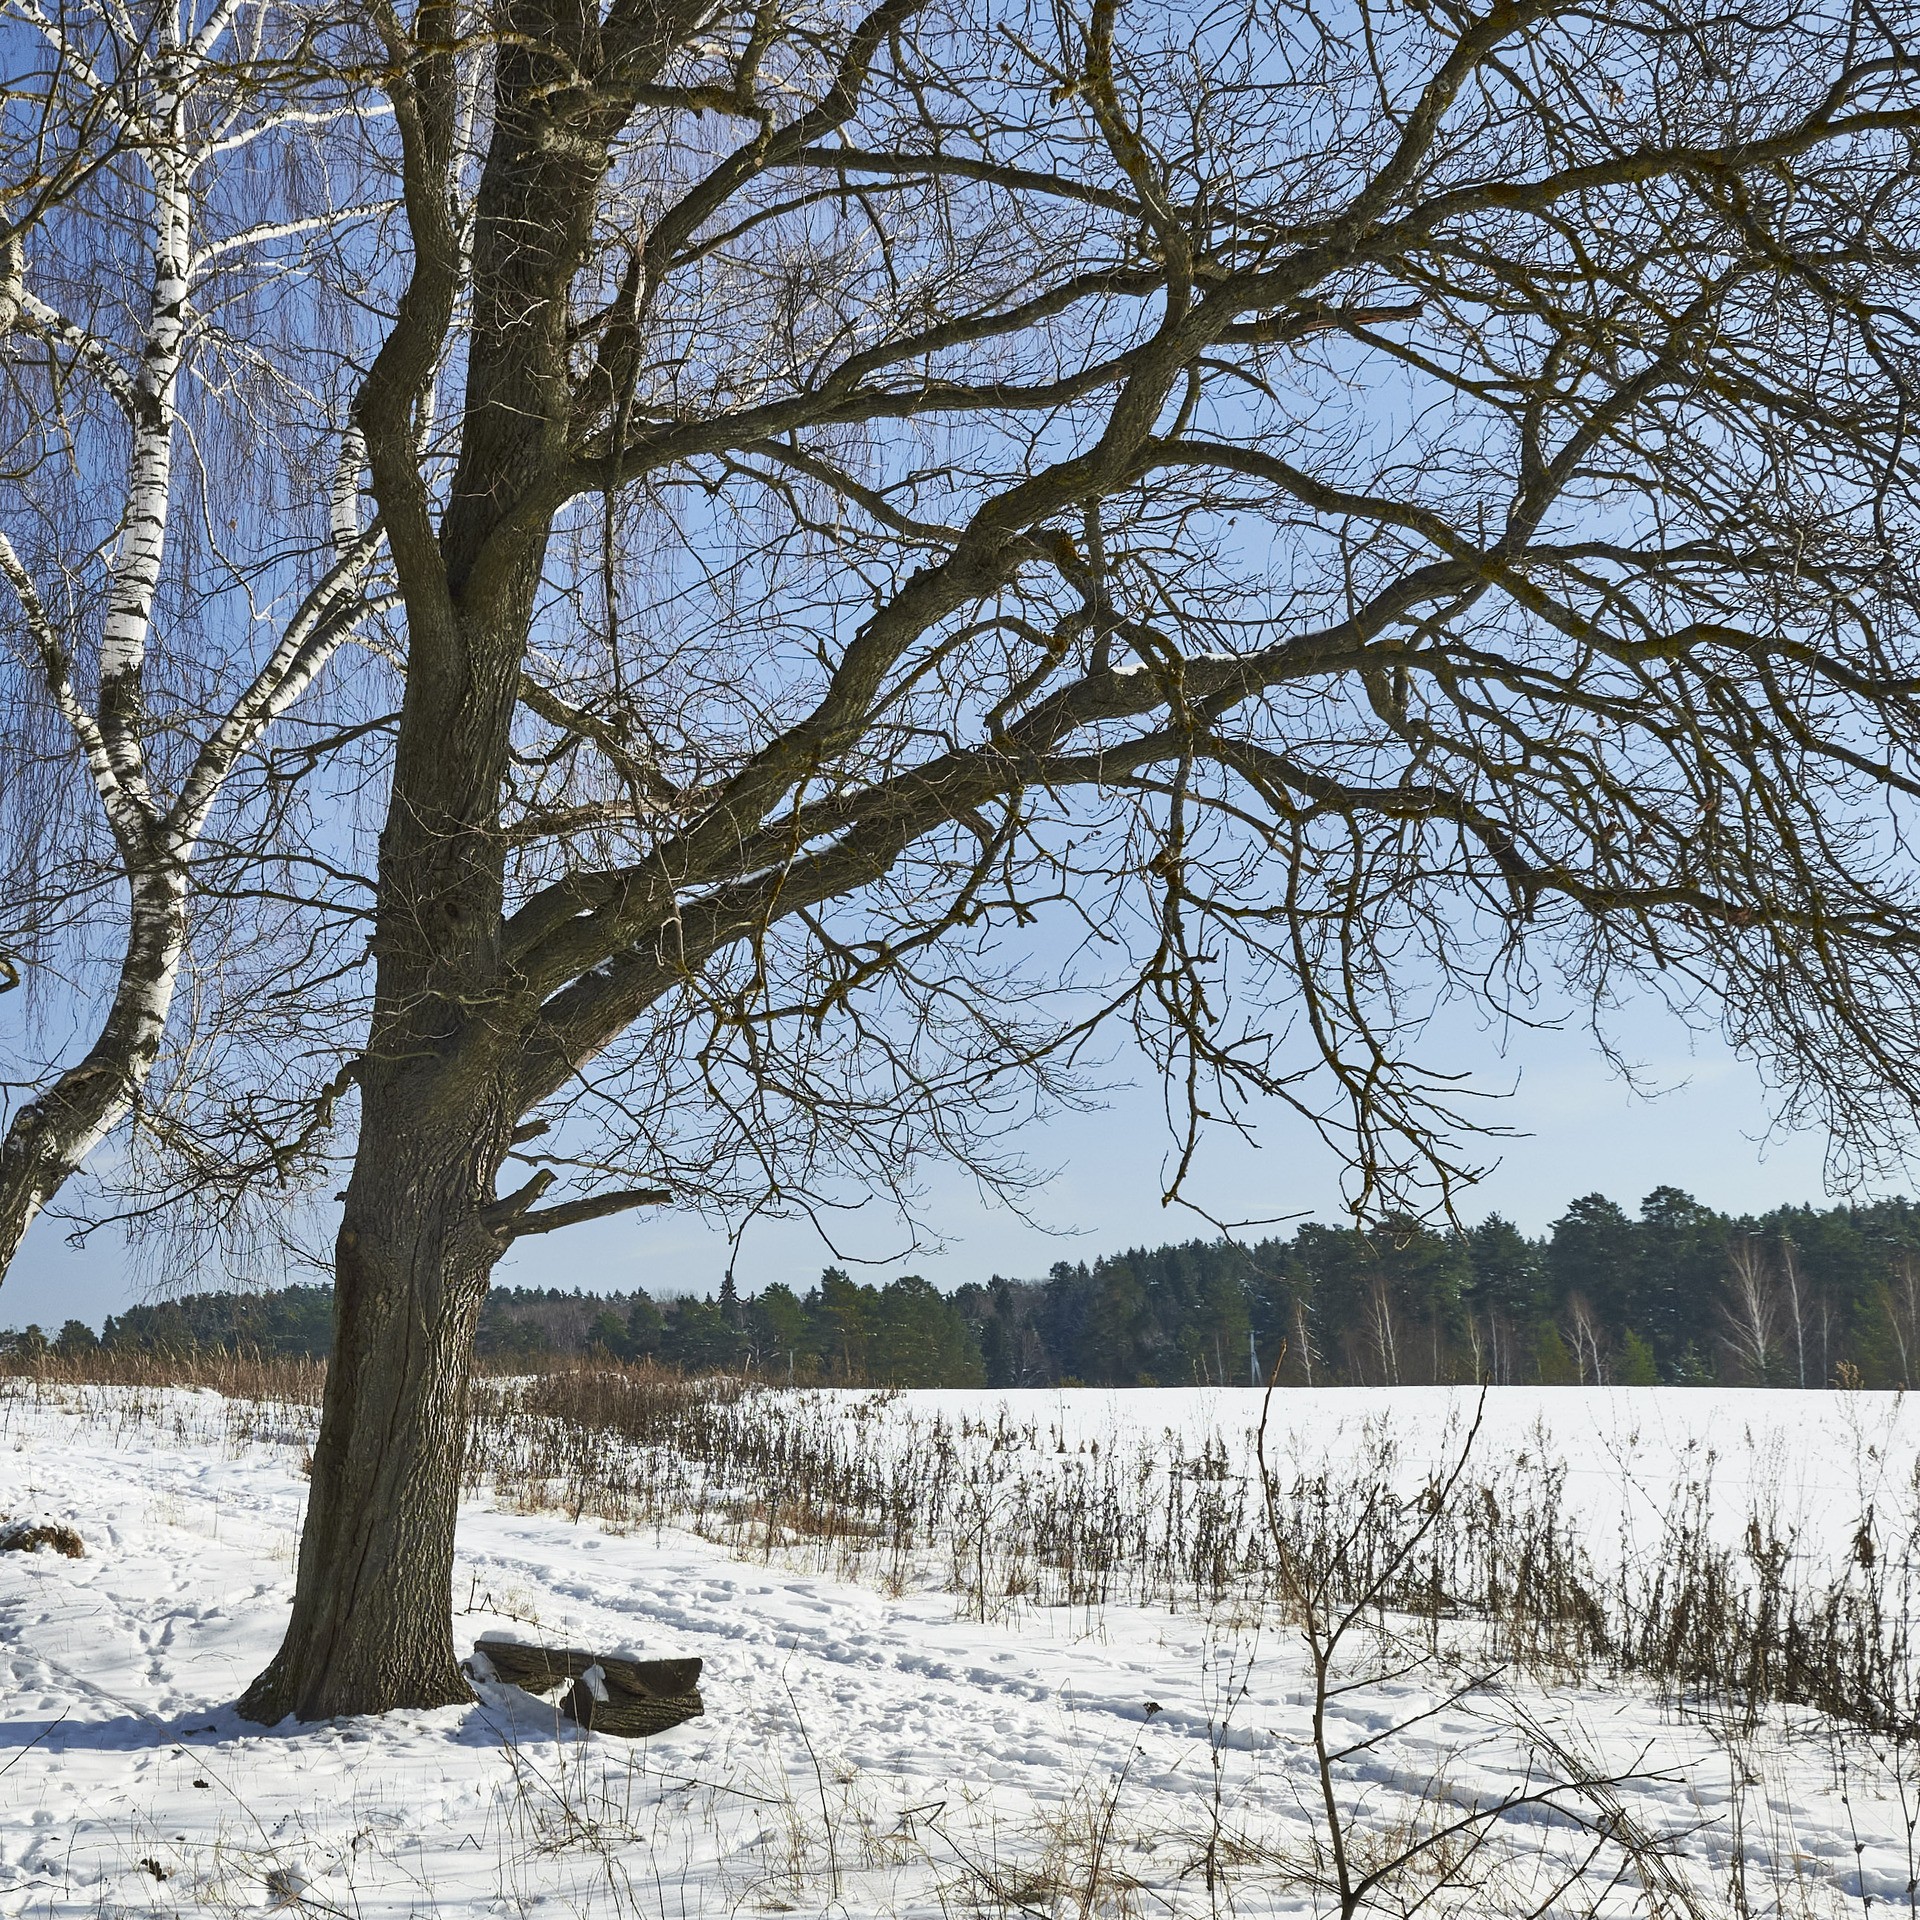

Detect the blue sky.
xmin=1 ymin=979 xmax=1842 ymax=1330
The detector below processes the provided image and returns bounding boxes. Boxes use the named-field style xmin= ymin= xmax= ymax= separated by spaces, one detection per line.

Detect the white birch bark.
xmin=0 ymin=3 xmax=384 ymax=1278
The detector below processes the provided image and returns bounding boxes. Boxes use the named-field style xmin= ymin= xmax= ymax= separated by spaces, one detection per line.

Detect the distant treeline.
xmin=13 ymin=1186 xmax=1920 ymax=1388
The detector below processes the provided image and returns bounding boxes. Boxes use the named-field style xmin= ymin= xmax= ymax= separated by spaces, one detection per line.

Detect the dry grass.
xmin=6 ymin=1352 xmax=1919 ymax=1742
xmin=0 ymin=1347 xmax=327 ymax=1400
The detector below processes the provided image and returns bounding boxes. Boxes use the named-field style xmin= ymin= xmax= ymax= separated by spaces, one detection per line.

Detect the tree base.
xmin=237 ymin=1644 xmax=474 ymax=1725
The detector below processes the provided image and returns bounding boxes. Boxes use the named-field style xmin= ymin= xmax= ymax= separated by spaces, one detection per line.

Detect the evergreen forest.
xmin=18 ymin=1186 xmax=1920 ymax=1389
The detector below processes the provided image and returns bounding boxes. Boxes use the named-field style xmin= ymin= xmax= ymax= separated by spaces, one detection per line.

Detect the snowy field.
xmin=1 ymin=1383 xmax=1917 ymax=1918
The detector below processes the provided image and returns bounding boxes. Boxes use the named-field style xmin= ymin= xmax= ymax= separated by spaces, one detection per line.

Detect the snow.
xmin=0 ymin=1383 xmax=1915 ymax=1917
xmin=1007 ymin=1383 xmax=1920 ymax=1562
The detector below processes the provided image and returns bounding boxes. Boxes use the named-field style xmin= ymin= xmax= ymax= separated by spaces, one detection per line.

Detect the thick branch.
xmin=500 ymin=1185 xmax=672 ymax=1239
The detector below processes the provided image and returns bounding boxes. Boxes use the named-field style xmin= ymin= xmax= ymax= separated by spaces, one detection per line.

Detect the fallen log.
xmin=562 ymin=1668 xmax=704 ymax=1738
xmin=474 ymin=1637 xmax=703 ymax=1738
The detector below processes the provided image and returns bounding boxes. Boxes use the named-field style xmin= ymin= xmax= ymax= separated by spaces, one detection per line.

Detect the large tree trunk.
xmin=236 ymin=1051 xmax=514 ymax=1722
xmin=238 ymin=0 xmax=705 ymax=1723
xmin=235 ymin=558 xmax=542 ymax=1722
xmin=0 ymin=857 xmax=187 ymax=1278
xmin=238 ymin=571 xmax=533 ymax=1721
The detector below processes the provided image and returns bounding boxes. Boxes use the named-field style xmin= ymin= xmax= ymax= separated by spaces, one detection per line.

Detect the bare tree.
xmin=1365 ymin=1273 xmax=1403 ymax=1387
xmin=0 ymin=0 xmax=394 ymax=1277
xmin=1563 ymin=1295 xmax=1606 ymax=1387
xmin=1483 ymin=1312 xmax=1520 ymax=1388
xmin=224 ymin=0 xmax=1920 ymax=1721
xmin=1879 ymin=1250 xmax=1920 ymax=1389
xmin=1721 ymin=1237 xmax=1780 ymax=1385
xmin=1777 ymin=1237 xmax=1809 ymax=1389
xmin=1292 ymin=1300 xmax=1318 ymax=1389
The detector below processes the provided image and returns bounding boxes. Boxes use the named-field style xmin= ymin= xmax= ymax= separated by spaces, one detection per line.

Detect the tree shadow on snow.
xmin=0 ymin=1689 xmax=584 ymax=1756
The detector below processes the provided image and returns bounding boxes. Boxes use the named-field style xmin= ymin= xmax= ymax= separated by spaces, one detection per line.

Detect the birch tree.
xmin=202 ymin=0 xmax=1920 ymax=1723
xmin=1722 ymin=1237 xmax=1781 ymax=1385
xmin=0 ymin=0 xmax=394 ymax=1277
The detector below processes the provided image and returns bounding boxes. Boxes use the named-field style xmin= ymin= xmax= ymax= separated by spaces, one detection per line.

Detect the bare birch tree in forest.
xmin=27 ymin=0 xmax=1920 ymax=1721
xmin=1722 ymin=1237 xmax=1781 ymax=1383
xmin=0 ymin=0 xmax=396 ymax=1276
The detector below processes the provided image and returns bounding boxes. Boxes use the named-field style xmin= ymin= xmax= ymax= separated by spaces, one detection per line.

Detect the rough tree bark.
xmin=236 ymin=615 xmax=531 ymax=1714
xmin=241 ymin=1068 xmax=511 ymax=1715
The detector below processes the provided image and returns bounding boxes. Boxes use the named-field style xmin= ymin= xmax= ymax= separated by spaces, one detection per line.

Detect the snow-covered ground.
xmin=0 ymin=1383 xmax=1915 ymax=1918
